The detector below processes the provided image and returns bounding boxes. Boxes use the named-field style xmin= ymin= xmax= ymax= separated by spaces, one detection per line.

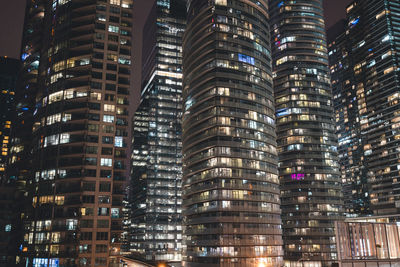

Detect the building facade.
xmin=270 ymin=0 xmax=344 ymax=266
xmin=328 ymin=19 xmax=371 ymax=216
xmin=329 ymin=0 xmax=400 ymax=217
xmin=0 ymin=57 xmax=21 ymax=267
xmin=11 ymin=0 xmax=134 ymax=266
xmin=129 ymin=0 xmax=185 ymax=265
xmin=182 ymin=0 xmax=283 ymax=266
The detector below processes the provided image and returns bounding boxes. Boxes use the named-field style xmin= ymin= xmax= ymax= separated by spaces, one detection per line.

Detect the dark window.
xmin=92 ymin=72 xmax=102 ymax=79
xmin=95 ymin=23 xmax=105 ymax=30
xmin=80 ymin=232 xmax=93 ymax=240
xmin=86 ymin=135 xmax=99 ymax=143
xmin=84 ymin=169 xmax=97 ymax=177
xmin=80 ymin=219 xmax=94 ymax=228
xmin=110 ymin=6 xmax=120 ymax=14
xmin=86 ymin=146 xmax=98 ymax=154
xmin=97 ymin=220 xmax=109 ymax=228
xmin=99 ymin=182 xmax=111 ymax=192
xmin=105 ymin=83 xmax=116 ymax=91
xmin=101 ymin=147 xmax=113 ymax=155
xmin=108 ymin=35 xmax=118 ymax=42
xmin=82 ymin=182 xmax=96 ymax=191
xmin=82 ymin=195 xmax=95 ymax=203
xmin=106 ymin=73 xmax=116 ymax=81
xmin=106 ymin=64 xmax=117 ymax=71
xmin=109 ymin=16 xmax=119 ymax=23
xmin=95 ymin=244 xmax=108 ymax=253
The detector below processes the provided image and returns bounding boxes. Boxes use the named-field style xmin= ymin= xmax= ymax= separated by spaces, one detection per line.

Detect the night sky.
xmin=0 ymin=0 xmax=352 ymax=59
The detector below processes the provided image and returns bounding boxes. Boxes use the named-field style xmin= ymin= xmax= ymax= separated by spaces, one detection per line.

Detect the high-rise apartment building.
xmin=270 ymin=0 xmax=344 ymax=266
xmin=329 ymin=0 xmax=400 ymax=217
xmin=129 ymin=0 xmax=185 ymax=265
xmin=10 ymin=0 xmax=134 ymax=266
xmin=0 ymin=57 xmax=21 ymax=267
xmin=328 ymin=19 xmax=371 ymax=216
xmin=0 ymin=57 xmax=19 ymax=181
xmin=182 ymin=0 xmax=283 ymax=266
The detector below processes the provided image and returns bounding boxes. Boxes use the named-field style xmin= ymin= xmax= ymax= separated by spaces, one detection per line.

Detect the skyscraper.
xmin=0 ymin=57 xmax=21 ymax=267
xmin=329 ymin=0 xmax=400 ymax=217
xmin=270 ymin=0 xmax=344 ymax=266
xmin=11 ymin=0 xmax=134 ymax=266
xmin=182 ymin=0 xmax=283 ymax=266
xmin=0 ymin=57 xmax=19 ymax=181
xmin=129 ymin=0 xmax=185 ymax=265
xmin=328 ymin=19 xmax=371 ymax=216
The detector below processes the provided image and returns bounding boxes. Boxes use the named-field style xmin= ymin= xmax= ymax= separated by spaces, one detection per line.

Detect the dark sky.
xmin=0 ymin=0 xmax=352 ymax=59
xmin=323 ymin=0 xmax=353 ymax=28
xmin=0 ymin=0 xmax=25 ymax=58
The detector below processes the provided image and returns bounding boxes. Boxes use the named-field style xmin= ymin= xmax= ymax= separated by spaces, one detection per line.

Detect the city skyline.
xmin=0 ymin=1 xmax=400 ymax=267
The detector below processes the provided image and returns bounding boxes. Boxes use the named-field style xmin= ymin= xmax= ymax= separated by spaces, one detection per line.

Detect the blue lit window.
xmin=115 ymin=136 xmax=123 ymax=147
xmin=238 ymin=53 xmax=255 ymax=65
xmin=276 ymin=108 xmax=289 ymax=117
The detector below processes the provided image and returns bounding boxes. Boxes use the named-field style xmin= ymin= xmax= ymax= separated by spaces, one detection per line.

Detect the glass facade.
xmin=270 ymin=0 xmax=344 ymax=266
xmin=183 ymin=0 xmax=283 ymax=266
xmin=128 ymin=0 xmax=185 ymax=265
xmin=10 ymin=0 xmax=134 ymax=266
xmin=329 ymin=0 xmax=400 ymax=217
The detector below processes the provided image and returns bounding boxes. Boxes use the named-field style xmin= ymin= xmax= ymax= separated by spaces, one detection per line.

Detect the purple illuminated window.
xmin=291 ymin=173 xmax=305 ymax=180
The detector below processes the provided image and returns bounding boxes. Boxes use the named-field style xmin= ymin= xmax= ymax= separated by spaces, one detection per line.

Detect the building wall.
xmin=329 ymin=0 xmax=400 ymax=216
xmin=129 ymin=0 xmax=185 ymax=265
xmin=0 ymin=57 xmax=20 ymax=266
xmin=182 ymin=0 xmax=283 ymax=266
xmin=12 ymin=0 xmax=134 ymax=266
xmin=270 ymin=0 xmax=344 ymax=266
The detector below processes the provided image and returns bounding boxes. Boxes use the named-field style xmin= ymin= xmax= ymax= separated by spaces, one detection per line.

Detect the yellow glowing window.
xmin=55 ymin=196 xmax=64 ymax=205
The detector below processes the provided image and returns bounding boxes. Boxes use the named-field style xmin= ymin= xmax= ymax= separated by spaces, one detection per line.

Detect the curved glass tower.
xmin=269 ymin=0 xmax=344 ymax=266
xmin=183 ymin=0 xmax=283 ymax=266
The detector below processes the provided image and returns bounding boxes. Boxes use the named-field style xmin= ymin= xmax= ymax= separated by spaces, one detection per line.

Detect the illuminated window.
xmin=104 ymin=104 xmax=115 ymax=112
xmin=103 ymin=115 xmax=115 ymax=123
xmin=108 ymin=25 xmax=119 ymax=33
xmin=100 ymin=158 xmax=112 ymax=167
xmin=115 ymin=136 xmax=123 ymax=147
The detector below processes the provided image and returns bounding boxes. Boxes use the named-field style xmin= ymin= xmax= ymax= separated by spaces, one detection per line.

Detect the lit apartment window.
xmin=103 ymin=115 xmax=114 ymax=123
xmin=100 ymin=158 xmax=112 ymax=167
xmin=108 ymin=25 xmax=119 ymax=33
